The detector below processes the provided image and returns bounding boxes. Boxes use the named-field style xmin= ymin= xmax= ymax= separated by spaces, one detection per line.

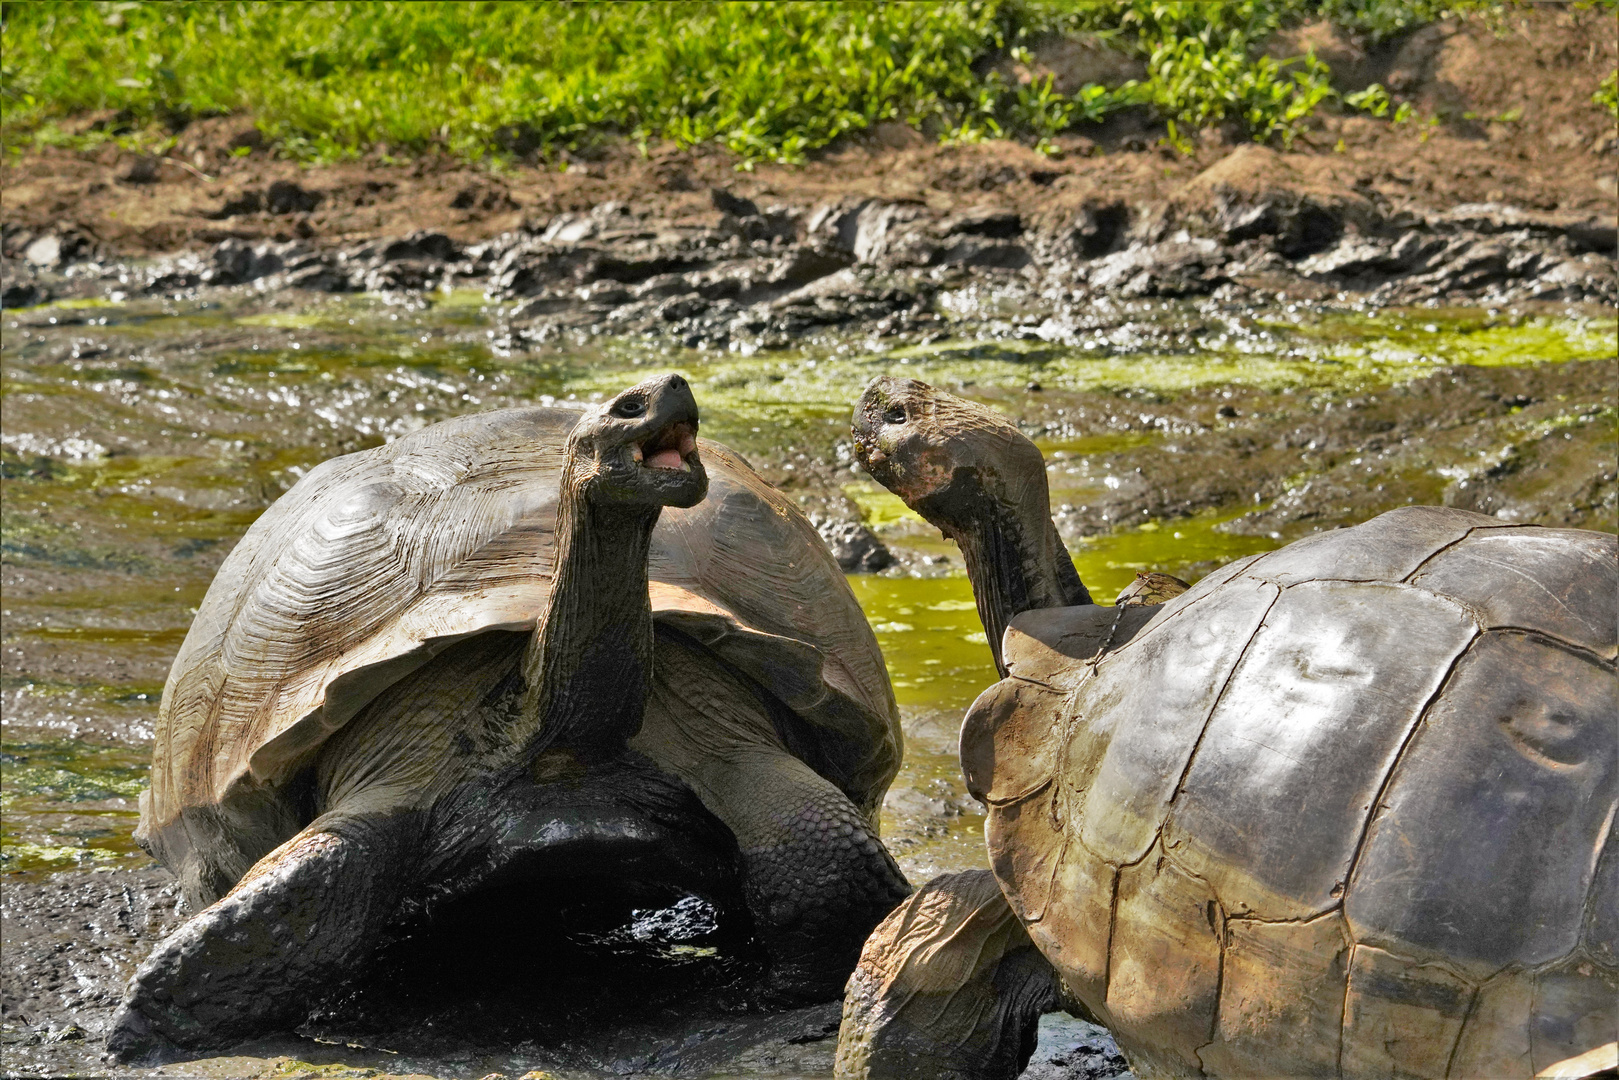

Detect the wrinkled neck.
xmin=522 ymin=485 xmax=660 ymax=762
xmin=929 ymin=479 xmax=1089 ymax=678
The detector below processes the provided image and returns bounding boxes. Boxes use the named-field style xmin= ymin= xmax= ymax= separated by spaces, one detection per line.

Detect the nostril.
xmin=668 ymin=374 xmax=687 ymax=390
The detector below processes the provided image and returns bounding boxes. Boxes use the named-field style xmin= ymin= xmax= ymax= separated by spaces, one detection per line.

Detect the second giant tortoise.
xmin=838 ymin=376 xmax=1617 ymax=1080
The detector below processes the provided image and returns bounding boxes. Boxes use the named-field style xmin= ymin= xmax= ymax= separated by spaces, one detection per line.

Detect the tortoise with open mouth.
xmin=838 ymin=376 xmax=1616 ymax=1080
xmin=109 ymin=373 xmax=910 ymax=1060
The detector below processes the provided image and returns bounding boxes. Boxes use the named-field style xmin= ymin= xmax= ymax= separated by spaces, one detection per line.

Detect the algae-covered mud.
xmin=3 ymin=288 xmax=1614 ymax=1079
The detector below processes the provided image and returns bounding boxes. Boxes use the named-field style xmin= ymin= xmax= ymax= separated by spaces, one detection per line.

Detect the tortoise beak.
xmin=634 ymin=373 xmax=700 ymax=473
xmin=630 ymin=373 xmax=706 ymax=506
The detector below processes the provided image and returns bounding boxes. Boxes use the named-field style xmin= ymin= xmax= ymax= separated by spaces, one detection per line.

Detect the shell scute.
xmin=1104 ymin=846 xmax=1223 ymax=1077
xmin=1248 ymin=504 xmax=1502 ymax=587
xmin=1000 ymin=604 xmax=1120 ymax=690
xmin=1201 ymin=911 xmax=1351 ymax=1078
xmin=1450 ymin=972 xmax=1535 ymax=1079
xmin=1149 ymin=552 xmax=1265 ymax=619
xmin=1073 ymin=578 xmax=1278 ymax=868
xmin=1340 ymin=943 xmax=1473 ymax=1079
xmin=1409 ymin=527 xmax=1619 ymax=657
xmin=1528 ymin=961 xmax=1619 ymax=1074
xmin=1585 ymin=824 xmax=1618 ymax=970
xmin=1025 ymin=837 xmax=1115 ymax=1012
xmin=962 ymin=678 xmax=1061 ymax=805
xmin=1164 ymin=580 xmax=1478 ymax=920
xmin=986 ymin=787 xmax=1065 ymax=924
xmin=1347 ymin=630 xmax=1617 ymax=975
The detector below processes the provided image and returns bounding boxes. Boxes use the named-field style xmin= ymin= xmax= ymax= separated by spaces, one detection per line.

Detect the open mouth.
xmin=632 ymin=420 xmax=698 ymax=472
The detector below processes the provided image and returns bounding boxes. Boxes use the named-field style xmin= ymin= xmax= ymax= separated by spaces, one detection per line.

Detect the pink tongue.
xmin=647 ymin=447 xmax=685 ymax=470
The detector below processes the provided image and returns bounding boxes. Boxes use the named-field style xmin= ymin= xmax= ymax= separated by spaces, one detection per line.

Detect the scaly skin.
xmin=851 ymin=377 xmax=1089 ymax=676
xmin=836 ymin=870 xmax=1063 ymax=1080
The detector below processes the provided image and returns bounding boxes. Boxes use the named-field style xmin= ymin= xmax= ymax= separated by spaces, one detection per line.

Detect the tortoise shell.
xmin=139 ymin=406 xmax=899 ymax=898
xmin=962 ymin=506 xmax=1616 ymax=1077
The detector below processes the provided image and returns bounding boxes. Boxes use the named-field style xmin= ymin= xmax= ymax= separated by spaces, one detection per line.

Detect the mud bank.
xmin=6 ymin=157 xmax=1617 ymax=333
xmin=6 ymin=2 xmax=1618 ymax=321
xmin=1 ymin=864 xmax=1126 ymax=1080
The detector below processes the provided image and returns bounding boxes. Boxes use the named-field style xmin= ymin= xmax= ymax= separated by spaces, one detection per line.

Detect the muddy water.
xmin=2 ymin=289 xmax=1613 ymax=1076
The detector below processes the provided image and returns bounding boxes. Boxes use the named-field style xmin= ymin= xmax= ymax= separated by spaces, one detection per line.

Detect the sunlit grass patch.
xmin=2 ymin=0 xmax=1504 ymax=163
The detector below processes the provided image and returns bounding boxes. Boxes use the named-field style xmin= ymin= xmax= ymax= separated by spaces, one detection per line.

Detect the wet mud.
xmin=2 ymin=275 xmax=1612 ymax=1079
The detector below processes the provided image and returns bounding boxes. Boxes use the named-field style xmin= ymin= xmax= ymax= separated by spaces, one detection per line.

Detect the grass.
xmin=0 ymin=1 xmax=1607 ymax=164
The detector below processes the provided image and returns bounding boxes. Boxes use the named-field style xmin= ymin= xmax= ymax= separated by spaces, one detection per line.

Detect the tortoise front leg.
xmin=106 ymin=810 xmax=421 ymax=1063
xmin=835 ymin=869 xmax=1062 ymax=1080
xmin=723 ymin=746 xmax=912 ymax=998
xmin=635 ymin=635 xmax=910 ymax=1000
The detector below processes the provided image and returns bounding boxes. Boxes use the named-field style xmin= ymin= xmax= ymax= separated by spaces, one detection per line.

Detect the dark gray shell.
xmin=964 ymin=506 xmax=1617 ymax=1078
xmin=141 ymin=407 xmax=899 ymax=873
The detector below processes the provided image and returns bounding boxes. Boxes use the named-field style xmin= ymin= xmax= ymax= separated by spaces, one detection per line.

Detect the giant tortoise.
xmin=109 ymin=374 xmax=910 ymax=1059
xmin=836 ymin=376 xmax=1617 ymax=1080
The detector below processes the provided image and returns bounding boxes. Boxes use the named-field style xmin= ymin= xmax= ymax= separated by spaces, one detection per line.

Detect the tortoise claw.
xmin=104 ymin=1004 xmax=186 ymax=1066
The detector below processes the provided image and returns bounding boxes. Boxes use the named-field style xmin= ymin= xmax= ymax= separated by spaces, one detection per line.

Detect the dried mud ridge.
xmin=5 ymin=158 xmax=1616 ymax=334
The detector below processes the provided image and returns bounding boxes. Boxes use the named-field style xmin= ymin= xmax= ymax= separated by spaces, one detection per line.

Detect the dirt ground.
xmin=3 ymin=6 xmax=1614 ymax=259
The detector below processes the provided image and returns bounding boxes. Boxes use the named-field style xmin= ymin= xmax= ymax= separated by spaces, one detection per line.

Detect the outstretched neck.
xmin=522 ymin=486 xmax=660 ymax=762
xmin=923 ymin=476 xmax=1089 ymax=678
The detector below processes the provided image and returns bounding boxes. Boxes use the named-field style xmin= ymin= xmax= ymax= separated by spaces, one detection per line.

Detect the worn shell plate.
xmin=145 ymin=407 xmax=899 ymax=842
xmin=977 ymin=507 xmax=1618 ymax=1076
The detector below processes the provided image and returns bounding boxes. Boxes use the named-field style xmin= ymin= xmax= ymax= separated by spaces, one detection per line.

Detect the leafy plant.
xmin=1345 ymin=83 xmax=1393 ymax=117
xmin=0 ymin=0 xmax=1509 ymax=163
xmin=1596 ymin=70 xmax=1619 ymax=121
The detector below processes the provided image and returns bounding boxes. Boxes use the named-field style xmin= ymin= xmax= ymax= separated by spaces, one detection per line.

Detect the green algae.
xmin=29 ymin=297 xmax=124 ymax=312
xmin=19 ymin=626 xmax=189 ymax=647
xmin=0 ymin=740 xmax=150 ymax=873
xmin=233 ymin=311 xmax=339 ymax=330
xmin=1068 ymin=506 xmax=1283 ymax=597
xmin=1256 ymin=308 xmax=1619 ymax=373
xmin=842 ymin=481 xmax=925 ymax=532
xmin=0 ymin=742 xmax=149 ymax=803
xmin=882 ymin=308 xmax=1617 ymax=397
xmin=847 ymin=575 xmax=998 ymax=714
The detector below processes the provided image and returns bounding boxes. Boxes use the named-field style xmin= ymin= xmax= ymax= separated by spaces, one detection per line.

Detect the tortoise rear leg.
xmin=635 ymin=634 xmax=911 ymax=999
xmin=835 ymin=869 xmax=1062 ymax=1080
xmin=106 ymin=810 xmax=421 ymax=1063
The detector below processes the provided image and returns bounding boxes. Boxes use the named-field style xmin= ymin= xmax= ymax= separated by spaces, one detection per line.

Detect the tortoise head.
xmin=565 ymin=372 xmax=708 ymax=510
xmin=853 ymin=376 xmax=1091 ymax=675
xmin=851 ymin=376 xmax=1046 ymax=525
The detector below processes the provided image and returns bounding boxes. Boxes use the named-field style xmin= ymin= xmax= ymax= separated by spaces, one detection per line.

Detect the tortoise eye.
xmin=611 ymin=397 xmax=647 ymax=419
xmin=883 ymin=406 xmax=907 ymax=424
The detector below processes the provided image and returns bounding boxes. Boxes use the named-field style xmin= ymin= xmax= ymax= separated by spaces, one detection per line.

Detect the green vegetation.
xmin=1596 ymin=70 xmax=1619 ymax=121
xmin=3 ymin=0 xmax=1507 ymax=164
